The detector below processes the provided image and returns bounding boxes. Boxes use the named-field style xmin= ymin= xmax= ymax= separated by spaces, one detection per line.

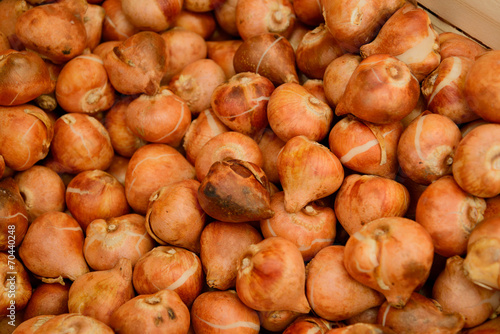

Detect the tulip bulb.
xmin=236 ymin=236 xmax=311 ymax=314
xmin=360 ymin=3 xmax=441 ymax=81
xmin=344 ymin=217 xmax=434 ymax=308
xmin=335 ymin=54 xmax=420 ymax=124
xmin=277 ymin=135 xmax=344 ymax=213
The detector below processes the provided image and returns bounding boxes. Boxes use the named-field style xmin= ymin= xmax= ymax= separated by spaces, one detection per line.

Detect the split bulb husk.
xmin=198 ymin=159 xmax=274 ymax=223
xmin=68 ymin=258 xmax=135 ymax=326
xmin=277 ymin=135 xmax=344 ymax=213
xmin=194 ymin=131 xmax=263 ymax=182
xmin=344 ymin=217 xmax=434 ymax=309
xmin=236 ymin=236 xmax=311 ymax=314
xmin=233 ymin=33 xmax=299 ymax=86
xmin=335 ymin=54 xmax=420 ymax=124
xmin=360 ymin=3 xmax=441 ymax=81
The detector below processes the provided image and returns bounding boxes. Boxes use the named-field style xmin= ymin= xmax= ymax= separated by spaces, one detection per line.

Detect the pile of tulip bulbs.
xmin=1 ymin=0 xmax=500 ymax=333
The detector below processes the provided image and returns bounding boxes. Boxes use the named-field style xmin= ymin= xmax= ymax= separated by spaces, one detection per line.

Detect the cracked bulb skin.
xmin=344 ymin=217 xmax=434 ymax=308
